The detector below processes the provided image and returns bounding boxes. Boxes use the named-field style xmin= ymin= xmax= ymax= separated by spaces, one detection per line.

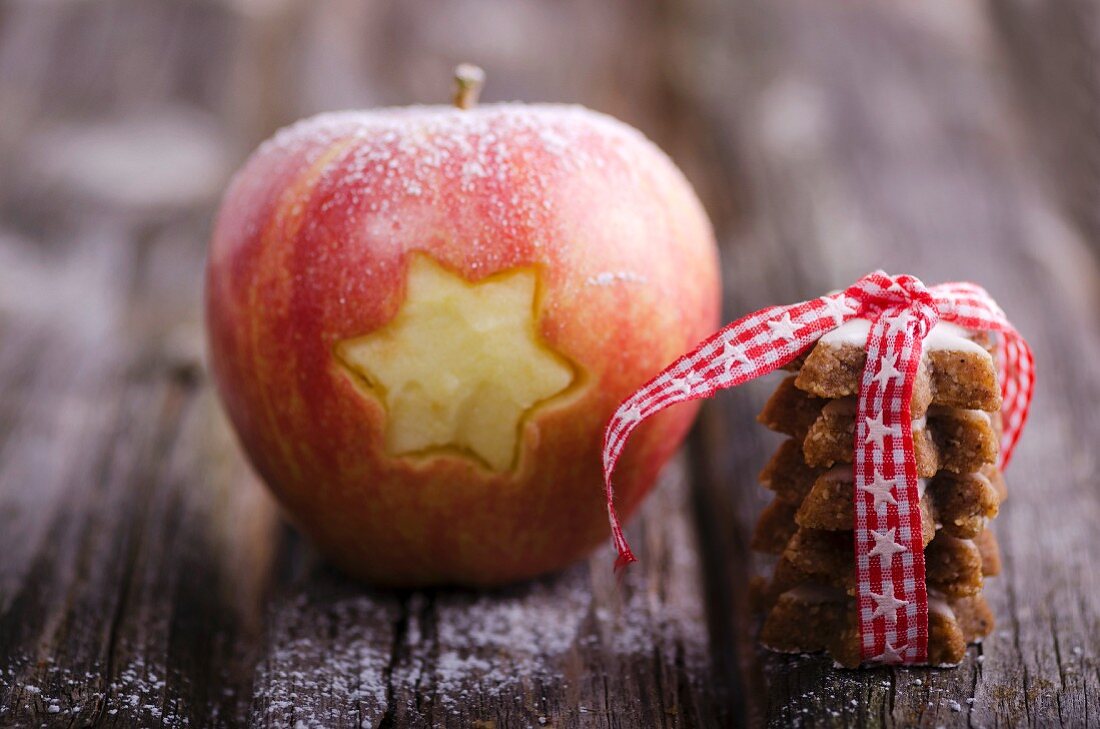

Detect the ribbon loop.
xmin=844 ymin=272 xmax=939 ymax=337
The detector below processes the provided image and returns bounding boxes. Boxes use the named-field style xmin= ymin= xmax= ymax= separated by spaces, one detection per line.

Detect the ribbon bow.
xmin=601 ymin=271 xmax=1033 ymax=664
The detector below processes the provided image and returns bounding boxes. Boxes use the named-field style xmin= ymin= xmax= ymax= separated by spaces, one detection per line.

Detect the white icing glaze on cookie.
xmin=925 ymin=322 xmax=988 ymax=355
xmin=821 ymin=318 xmax=871 ymax=347
xmin=820 ymin=318 xmax=988 ymax=357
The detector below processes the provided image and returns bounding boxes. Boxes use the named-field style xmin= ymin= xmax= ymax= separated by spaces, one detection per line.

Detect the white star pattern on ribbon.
xmin=670 ymin=371 xmax=703 ymax=397
xmin=871 ymin=353 xmax=903 ymax=389
xmin=618 ymin=403 xmax=644 ymax=424
xmin=766 ymin=313 xmax=799 ymax=342
xmin=869 ymin=588 xmax=909 ymax=622
xmin=721 ymin=340 xmax=752 ymax=375
xmin=886 ymin=280 xmax=908 ymax=297
xmin=859 ymin=469 xmax=899 ymax=508
xmin=820 ymin=295 xmax=858 ymax=327
xmin=872 ymin=641 xmax=908 ymax=664
xmin=883 ymin=312 xmax=911 ymax=337
xmin=868 ymin=527 xmax=907 ymax=560
xmin=864 ymin=412 xmax=902 ymax=450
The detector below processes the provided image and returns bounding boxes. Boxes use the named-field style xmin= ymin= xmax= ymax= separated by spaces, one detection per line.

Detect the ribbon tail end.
xmin=613 ymin=550 xmax=638 ymax=586
xmin=614 ymin=550 xmax=638 ymax=572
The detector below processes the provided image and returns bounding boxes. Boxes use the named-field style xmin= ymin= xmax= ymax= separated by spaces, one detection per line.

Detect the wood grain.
xmin=1 ymin=0 xmax=1098 ymax=727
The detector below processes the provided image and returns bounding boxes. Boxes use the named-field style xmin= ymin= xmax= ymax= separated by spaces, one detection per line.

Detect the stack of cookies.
xmin=750 ymin=318 xmax=1005 ymax=667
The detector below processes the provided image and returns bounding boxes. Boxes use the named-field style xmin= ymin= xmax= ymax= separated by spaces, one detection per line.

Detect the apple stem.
xmin=452 ymin=64 xmax=485 ymax=110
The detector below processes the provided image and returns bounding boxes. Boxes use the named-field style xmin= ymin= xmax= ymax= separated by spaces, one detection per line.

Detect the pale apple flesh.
xmin=205 ymin=104 xmax=721 ymax=586
xmin=335 ymin=254 xmax=578 ymax=472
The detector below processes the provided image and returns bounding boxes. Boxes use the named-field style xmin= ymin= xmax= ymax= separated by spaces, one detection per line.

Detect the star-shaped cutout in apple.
xmin=336 ymin=254 xmax=577 ymax=472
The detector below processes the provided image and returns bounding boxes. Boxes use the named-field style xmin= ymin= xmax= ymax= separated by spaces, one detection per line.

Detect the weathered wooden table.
xmin=1 ymin=1 xmax=1097 ymax=726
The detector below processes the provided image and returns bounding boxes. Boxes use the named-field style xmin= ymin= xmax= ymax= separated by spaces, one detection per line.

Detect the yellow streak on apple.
xmin=248 ymin=138 xmax=355 ymax=483
xmin=336 ymin=254 xmax=578 ymax=472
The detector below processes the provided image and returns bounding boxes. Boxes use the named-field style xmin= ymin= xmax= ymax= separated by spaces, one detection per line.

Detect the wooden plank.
xmin=0 ymin=231 xmax=137 ymax=726
xmin=665 ymin=0 xmax=1100 ymax=725
xmin=249 ymin=457 xmax=727 ymax=728
xmin=0 ymin=220 xmax=276 ymax=727
xmin=247 ymin=562 xmax=403 ymax=728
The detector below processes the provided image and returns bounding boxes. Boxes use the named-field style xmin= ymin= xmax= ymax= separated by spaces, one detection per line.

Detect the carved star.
xmin=336 ymin=255 xmax=575 ymax=472
xmin=859 ymin=469 xmax=899 ymax=508
xmin=820 ymin=295 xmax=858 ymax=327
xmin=868 ymin=527 xmax=907 ymax=560
xmin=872 ymin=640 xmax=908 ymax=664
xmin=721 ymin=340 xmax=752 ymax=375
xmin=766 ymin=312 xmax=799 ymax=342
xmin=882 ymin=312 xmax=911 ymax=337
xmin=869 ymin=588 xmax=909 ymax=622
xmin=871 ymin=353 xmax=903 ymax=389
xmin=864 ymin=412 xmax=902 ymax=450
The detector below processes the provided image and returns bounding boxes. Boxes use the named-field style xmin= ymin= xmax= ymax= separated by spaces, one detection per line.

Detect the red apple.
xmin=206 ymin=93 xmax=720 ymax=586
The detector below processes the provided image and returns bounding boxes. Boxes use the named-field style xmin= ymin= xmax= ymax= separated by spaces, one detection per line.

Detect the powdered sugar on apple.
xmin=255 ymin=104 xmax=665 ymax=276
xmin=586 ymin=271 xmax=648 ymax=286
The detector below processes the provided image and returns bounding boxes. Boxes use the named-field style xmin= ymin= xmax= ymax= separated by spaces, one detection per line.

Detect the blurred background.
xmin=2 ymin=1 xmax=1100 ymax=726
xmin=3 ymin=0 xmax=1098 ymax=304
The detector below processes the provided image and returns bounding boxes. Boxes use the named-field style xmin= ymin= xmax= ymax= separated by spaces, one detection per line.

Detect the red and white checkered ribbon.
xmin=602 ymin=271 xmax=1033 ymax=665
